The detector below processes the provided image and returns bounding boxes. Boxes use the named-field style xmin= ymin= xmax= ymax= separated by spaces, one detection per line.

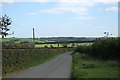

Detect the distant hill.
xmin=39 ymin=37 xmax=97 ymax=41
xmin=2 ymin=37 xmax=97 ymax=43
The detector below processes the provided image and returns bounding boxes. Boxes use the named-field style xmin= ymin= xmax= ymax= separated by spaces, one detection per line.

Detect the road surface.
xmin=10 ymin=52 xmax=72 ymax=78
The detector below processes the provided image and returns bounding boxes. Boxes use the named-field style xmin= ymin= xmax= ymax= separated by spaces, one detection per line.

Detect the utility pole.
xmin=58 ymin=41 xmax=59 ymax=48
xmin=33 ymin=28 xmax=35 ymax=48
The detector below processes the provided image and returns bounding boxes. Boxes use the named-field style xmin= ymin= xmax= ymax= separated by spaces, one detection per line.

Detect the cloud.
xmin=40 ymin=0 xmax=92 ymax=15
xmin=93 ymin=0 xmax=119 ymax=4
xmin=69 ymin=16 xmax=96 ymax=20
xmin=26 ymin=12 xmax=37 ymax=15
xmin=40 ymin=7 xmax=88 ymax=15
xmin=45 ymin=0 xmax=119 ymax=4
xmin=1 ymin=0 xmax=119 ymax=15
xmin=0 ymin=0 xmax=119 ymax=3
xmin=33 ymin=0 xmax=52 ymax=3
xmin=39 ymin=0 xmax=119 ymax=15
xmin=76 ymin=16 xmax=96 ymax=20
xmin=106 ymin=7 xmax=118 ymax=12
xmin=1 ymin=0 xmax=14 ymax=3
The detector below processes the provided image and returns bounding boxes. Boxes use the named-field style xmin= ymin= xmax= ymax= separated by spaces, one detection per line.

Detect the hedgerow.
xmin=74 ymin=38 xmax=119 ymax=60
xmin=2 ymin=48 xmax=73 ymax=76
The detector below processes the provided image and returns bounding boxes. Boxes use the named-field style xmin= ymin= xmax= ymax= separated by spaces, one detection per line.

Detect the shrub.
xmin=91 ymin=38 xmax=119 ymax=59
xmin=72 ymin=43 xmax=75 ymax=47
xmin=44 ymin=45 xmax=48 ymax=48
xmin=74 ymin=38 xmax=119 ymax=60
xmin=50 ymin=45 xmax=54 ymax=48
xmin=2 ymin=43 xmax=34 ymax=49
xmin=82 ymin=62 xmax=98 ymax=69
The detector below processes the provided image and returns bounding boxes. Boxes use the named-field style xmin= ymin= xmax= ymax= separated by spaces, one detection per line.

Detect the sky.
xmin=0 ymin=0 xmax=119 ymax=38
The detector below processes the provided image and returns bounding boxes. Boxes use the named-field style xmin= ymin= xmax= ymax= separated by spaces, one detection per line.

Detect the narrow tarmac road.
xmin=10 ymin=52 xmax=72 ymax=78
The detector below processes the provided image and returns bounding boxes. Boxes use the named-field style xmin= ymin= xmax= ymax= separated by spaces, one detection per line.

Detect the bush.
xmin=91 ymin=38 xmax=119 ymax=59
xmin=82 ymin=62 xmax=98 ymax=69
xmin=44 ymin=45 xmax=48 ymax=48
xmin=50 ymin=45 xmax=54 ymax=48
xmin=74 ymin=38 xmax=119 ymax=60
xmin=2 ymin=43 xmax=34 ymax=49
xmin=62 ymin=43 xmax=69 ymax=48
xmin=74 ymin=45 xmax=92 ymax=54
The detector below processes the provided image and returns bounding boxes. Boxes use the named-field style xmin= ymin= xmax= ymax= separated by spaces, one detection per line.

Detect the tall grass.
xmin=2 ymin=48 xmax=73 ymax=77
xmin=72 ymin=53 xmax=119 ymax=79
xmin=72 ymin=38 xmax=119 ymax=79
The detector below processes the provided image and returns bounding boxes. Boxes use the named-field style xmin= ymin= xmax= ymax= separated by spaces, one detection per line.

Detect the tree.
xmin=0 ymin=15 xmax=12 ymax=38
xmin=62 ymin=42 xmax=69 ymax=48
xmin=50 ymin=45 xmax=54 ymax=48
xmin=104 ymin=32 xmax=112 ymax=38
xmin=72 ymin=43 xmax=75 ymax=48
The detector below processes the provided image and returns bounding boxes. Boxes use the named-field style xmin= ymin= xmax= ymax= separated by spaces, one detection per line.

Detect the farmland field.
xmin=1 ymin=37 xmax=95 ymax=43
xmin=2 ymin=38 xmax=93 ymax=48
xmin=2 ymin=38 xmax=53 ymax=43
xmin=35 ymin=43 xmax=93 ymax=48
xmin=35 ymin=44 xmax=63 ymax=48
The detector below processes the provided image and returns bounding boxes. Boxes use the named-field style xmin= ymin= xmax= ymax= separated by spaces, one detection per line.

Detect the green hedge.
xmin=2 ymin=48 xmax=73 ymax=76
xmin=74 ymin=38 xmax=119 ymax=60
xmin=2 ymin=43 xmax=34 ymax=49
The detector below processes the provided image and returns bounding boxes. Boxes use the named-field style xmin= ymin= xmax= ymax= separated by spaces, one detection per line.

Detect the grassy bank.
xmin=72 ymin=38 xmax=119 ymax=79
xmin=2 ymin=48 xmax=74 ymax=77
xmin=35 ymin=43 xmax=93 ymax=48
xmin=72 ymin=53 xmax=119 ymax=79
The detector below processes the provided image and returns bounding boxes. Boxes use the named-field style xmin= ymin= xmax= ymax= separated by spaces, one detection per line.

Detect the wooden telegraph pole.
xmin=33 ymin=28 xmax=35 ymax=48
xmin=58 ymin=41 xmax=59 ymax=48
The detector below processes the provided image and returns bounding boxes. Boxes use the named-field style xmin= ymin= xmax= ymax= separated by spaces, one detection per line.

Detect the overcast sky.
xmin=0 ymin=0 xmax=119 ymax=38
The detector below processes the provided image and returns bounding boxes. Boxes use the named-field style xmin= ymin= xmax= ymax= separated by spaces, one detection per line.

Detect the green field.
xmin=72 ymin=53 xmax=119 ymax=78
xmin=35 ymin=43 xmax=93 ymax=48
xmin=2 ymin=38 xmax=55 ymax=43
xmin=1 ymin=37 xmax=94 ymax=44
xmin=2 ymin=38 xmax=93 ymax=49
xmin=35 ymin=44 xmax=63 ymax=48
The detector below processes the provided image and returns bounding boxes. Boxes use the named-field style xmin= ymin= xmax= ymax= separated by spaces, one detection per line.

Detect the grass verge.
xmin=72 ymin=53 xmax=119 ymax=79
